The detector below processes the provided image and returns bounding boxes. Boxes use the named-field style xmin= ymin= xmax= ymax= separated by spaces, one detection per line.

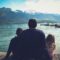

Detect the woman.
xmin=46 ymin=34 xmax=58 ymax=60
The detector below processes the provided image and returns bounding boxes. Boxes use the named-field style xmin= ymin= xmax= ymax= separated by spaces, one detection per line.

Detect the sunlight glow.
xmin=0 ymin=0 xmax=60 ymax=14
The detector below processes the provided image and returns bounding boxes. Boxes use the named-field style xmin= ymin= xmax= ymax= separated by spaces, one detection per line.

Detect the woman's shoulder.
xmin=53 ymin=54 xmax=60 ymax=60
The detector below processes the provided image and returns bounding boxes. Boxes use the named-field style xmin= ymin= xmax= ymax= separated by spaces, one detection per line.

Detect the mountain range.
xmin=0 ymin=7 xmax=60 ymax=24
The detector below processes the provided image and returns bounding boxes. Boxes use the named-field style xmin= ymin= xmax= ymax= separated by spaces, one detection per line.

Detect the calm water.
xmin=0 ymin=23 xmax=60 ymax=53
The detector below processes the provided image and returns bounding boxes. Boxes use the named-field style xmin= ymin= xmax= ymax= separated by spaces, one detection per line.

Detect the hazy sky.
xmin=0 ymin=0 xmax=60 ymax=14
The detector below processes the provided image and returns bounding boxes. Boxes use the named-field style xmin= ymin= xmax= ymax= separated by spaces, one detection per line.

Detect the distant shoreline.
xmin=0 ymin=52 xmax=60 ymax=60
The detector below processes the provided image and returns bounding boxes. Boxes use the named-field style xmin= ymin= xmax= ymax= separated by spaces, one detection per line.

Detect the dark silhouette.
xmin=46 ymin=34 xmax=56 ymax=59
xmin=19 ymin=19 xmax=52 ymax=60
xmin=4 ymin=28 xmax=23 ymax=60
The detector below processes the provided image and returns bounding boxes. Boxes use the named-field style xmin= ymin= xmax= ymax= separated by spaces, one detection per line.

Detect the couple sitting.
xmin=4 ymin=19 xmax=55 ymax=60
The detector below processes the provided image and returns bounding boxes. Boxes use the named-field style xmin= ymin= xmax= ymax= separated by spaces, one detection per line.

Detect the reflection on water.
xmin=0 ymin=23 xmax=60 ymax=53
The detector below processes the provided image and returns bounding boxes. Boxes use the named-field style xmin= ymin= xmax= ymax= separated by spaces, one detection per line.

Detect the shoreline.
xmin=0 ymin=52 xmax=6 ymax=60
xmin=0 ymin=52 xmax=60 ymax=60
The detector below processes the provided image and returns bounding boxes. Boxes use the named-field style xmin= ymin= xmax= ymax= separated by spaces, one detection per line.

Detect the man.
xmin=4 ymin=28 xmax=23 ymax=60
xmin=19 ymin=19 xmax=52 ymax=60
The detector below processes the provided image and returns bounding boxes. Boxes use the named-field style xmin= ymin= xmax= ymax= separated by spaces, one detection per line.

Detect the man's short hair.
xmin=16 ymin=28 xmax=23 ymax=36
xmin=28 ymin=19 xmax=37 ymax=28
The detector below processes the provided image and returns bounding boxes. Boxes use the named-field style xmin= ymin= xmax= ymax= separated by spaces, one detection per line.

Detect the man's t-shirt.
xmin=19 ymin=29 xmax=51 ymax=59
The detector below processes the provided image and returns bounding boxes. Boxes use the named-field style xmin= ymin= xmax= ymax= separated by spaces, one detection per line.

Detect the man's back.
xmin=18 ymin=19 xmax=52 ymax=60
xmin=20 ymin=29 xmax=46 ymax=58
xmin=21 ymin=29 xmax=45 ymax=47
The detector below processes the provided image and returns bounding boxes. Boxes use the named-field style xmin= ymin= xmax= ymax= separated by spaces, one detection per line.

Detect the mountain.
xmin=0 ymin=7 xmax=60 ymax=24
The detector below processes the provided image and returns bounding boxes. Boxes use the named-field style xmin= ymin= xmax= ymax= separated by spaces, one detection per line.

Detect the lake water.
xmin=0 ymin=23 xmax=60 ymax=54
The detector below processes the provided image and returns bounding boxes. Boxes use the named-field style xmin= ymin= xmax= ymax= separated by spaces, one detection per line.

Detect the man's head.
xmin=28 ymin=19 xmax=37 ymax=29
xmin=16 ymin=28 xmax=23 ymax=36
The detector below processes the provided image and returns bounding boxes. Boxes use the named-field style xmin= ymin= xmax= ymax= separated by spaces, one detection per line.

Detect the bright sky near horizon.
xmin=0 ymin=0 xmax=60 ymax=14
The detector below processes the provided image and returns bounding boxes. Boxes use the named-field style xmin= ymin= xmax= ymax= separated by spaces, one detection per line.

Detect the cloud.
xmin=5 ymin=0 xmax=60 ymax=14
xmin=25 ymin=0 xmax=60 ymax=2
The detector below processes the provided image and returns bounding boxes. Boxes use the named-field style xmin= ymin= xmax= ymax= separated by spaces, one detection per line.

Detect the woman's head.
xmin=46 ymin=34 xmax=55 ymax=44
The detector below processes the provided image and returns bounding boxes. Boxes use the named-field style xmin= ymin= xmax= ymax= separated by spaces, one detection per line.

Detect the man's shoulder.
xmin=11 ymin=36 xmax=18 ymax=42
xmin=35 ymin=29 xmax=43 ymax=32
xmin=35 ymin=29 xmax=44 ymax=34
xmin=23 ymin=29 xmax=45 ymax=35
xmin=11 ymin=36 xmax=17 ymax=40
xmin=23 ymin=29 xmax=43 ymax=32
